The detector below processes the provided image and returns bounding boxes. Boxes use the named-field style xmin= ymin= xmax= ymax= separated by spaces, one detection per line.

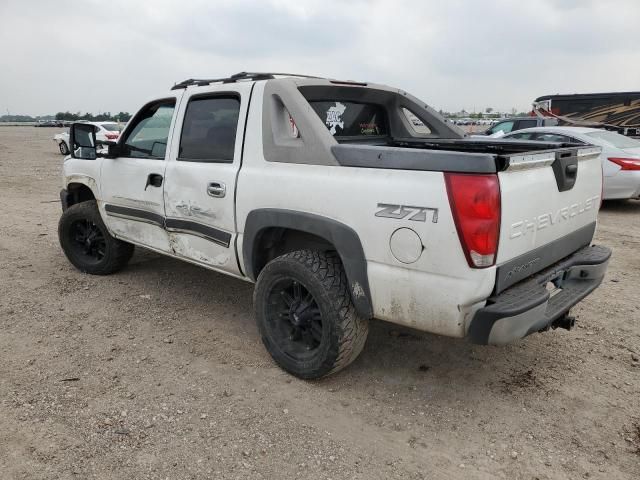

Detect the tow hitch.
xmin=551 ymin=313 xmax=576 ymax=331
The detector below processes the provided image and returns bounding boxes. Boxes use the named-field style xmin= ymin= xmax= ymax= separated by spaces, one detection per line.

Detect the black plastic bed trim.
xmin=243 ymin=208 xmax=373 ymax=319
xmin=331 ymin=144 xmax=498 ymax=173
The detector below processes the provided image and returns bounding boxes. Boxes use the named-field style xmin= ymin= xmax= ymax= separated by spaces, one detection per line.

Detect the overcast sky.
xmin=1 ymin=0 xmax=639 ymax=116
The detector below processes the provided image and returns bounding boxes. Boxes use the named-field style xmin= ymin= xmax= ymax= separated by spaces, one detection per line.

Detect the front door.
xmin=163 ymin=83 xmax=252 ymax=275
xmin=100 ymin=96 xmax=181 ymax=253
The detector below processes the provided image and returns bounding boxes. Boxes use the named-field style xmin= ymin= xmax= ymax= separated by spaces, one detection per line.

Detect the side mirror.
xmin=96 ymin=139 xmax=122 ymax=158
xmin=70 ymin=123 xmax=97 ymax=159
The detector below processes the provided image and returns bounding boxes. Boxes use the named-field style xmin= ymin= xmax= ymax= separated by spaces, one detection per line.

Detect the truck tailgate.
xmin=495 ymin=147 xmax=602 ymax=292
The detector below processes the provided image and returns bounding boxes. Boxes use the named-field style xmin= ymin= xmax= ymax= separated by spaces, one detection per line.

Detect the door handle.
xmin=207 ymin=182 xmax=226 ymax=198
xmin=145 ymin=173 xmax=163 ymax=190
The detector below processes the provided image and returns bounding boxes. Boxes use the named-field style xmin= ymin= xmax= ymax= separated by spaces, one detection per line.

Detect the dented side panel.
xmin=161 ymin=81 xmax=253 ymax=276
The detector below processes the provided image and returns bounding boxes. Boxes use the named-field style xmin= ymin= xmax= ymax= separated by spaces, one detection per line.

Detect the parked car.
xmin=54 ymin=122 xmax=124 ymax=155
xmin=482 ymin=116 xmax=558 ymax=136
xmin=36 ymin=119 xmax=63 ymax=127
xmin=58 ymin=72 xmax=610 ymax=379
xmin=503 ymin=126 xmax=640 ymax=200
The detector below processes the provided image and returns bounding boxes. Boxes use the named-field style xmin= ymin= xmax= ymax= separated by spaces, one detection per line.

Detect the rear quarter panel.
xmin=236 ymin=82 xmax=494 ymax=337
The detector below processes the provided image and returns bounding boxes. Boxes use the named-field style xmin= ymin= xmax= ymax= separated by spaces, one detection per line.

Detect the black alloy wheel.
xmin=254 ymin=250 xmax=369 ymax=379
xmin=266 ymin=278 xmax=324 ymax=360
xmin=58 ymin=200 xmax=134 ymax=275
xmin=69 ymin=218 xmax=107 ymax=265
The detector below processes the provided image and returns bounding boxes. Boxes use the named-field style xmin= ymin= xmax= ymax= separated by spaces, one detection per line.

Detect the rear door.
xmin=162 ymin=82 xmax=252 ymax=275
xmin=100 ymin=97 xmax=181 ymax=253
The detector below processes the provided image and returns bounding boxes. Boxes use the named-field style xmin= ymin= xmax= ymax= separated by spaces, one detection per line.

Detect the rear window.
xmin=585 ymin=130 xmax=640 ymax=149
xmin=102 ymin=123 xmax=123 ymax=132
xmin=308 ymin=101 xmax=388 ymax=137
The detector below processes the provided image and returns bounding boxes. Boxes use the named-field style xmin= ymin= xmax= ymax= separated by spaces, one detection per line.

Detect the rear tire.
xmin=59 ymin=141 xmax=69 ymax=155
xmin=58 ymin=200 xmax=134 ymax=275
xmin=254 ymin=250 xmax=369 ymax=379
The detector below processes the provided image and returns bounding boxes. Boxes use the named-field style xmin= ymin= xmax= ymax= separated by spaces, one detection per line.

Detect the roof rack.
xmin=170 ymin=71 xmax=324 ymax=90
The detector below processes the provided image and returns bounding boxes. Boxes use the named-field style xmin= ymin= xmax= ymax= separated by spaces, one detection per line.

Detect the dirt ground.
xmin=0 ymin=126 xmax=639 ymax=480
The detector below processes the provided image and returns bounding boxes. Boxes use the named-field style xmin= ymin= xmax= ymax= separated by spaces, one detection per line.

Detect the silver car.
xmin=503 ymin=126 xmax=640 ymax=200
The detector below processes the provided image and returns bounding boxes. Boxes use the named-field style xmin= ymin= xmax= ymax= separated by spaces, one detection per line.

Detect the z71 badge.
xmin=375 ymin=203 xmax=439 ymax=223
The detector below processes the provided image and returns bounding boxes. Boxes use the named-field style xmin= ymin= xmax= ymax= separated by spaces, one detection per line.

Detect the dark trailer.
xmin=533 ymin=91 xmax=640 ymax=136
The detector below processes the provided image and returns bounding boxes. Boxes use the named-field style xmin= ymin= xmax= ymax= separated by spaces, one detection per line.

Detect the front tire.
xmin=58 ymin=200 xmax=134 ymax=275
xmin=59 ymin=141 xmax=69 ymax=155
xmin=254 ymin=250 xmax=369 ymax=379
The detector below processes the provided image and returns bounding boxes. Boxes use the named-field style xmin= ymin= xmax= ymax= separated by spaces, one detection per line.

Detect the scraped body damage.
xmin=167 ymin=232 xmax=230 ymax=267
xmin=104 ymin=214 xmax=171 ymax=252
xmin=112 ymin=196 xmax=162 ymax=209
xmin=66 ymin=174 xmax=99 ymax=194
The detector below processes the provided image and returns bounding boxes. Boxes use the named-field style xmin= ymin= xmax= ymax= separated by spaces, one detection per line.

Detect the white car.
xmin=503 ymin=126 xmax=640 ymax=200
xmin=54 ymin=122 xmax=124 ymax=155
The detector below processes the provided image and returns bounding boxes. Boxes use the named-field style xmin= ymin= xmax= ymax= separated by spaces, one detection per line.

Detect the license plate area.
xmin=545 ymin=271 xmax=565 ymax=298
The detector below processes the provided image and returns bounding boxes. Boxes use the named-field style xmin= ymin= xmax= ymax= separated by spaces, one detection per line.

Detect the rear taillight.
xmin=105 ymin=133 xmax=119 ymax=140
xmin=608 ymin=157 xmax=640 ymax=171
xmin=445 ymin=173 xmax=501 ymax=268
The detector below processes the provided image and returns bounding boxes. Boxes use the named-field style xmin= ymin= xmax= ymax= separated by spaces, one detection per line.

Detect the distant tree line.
xmin=0 ymin=111 xmax=132 ymax=123
xmin=0 ymin=114 xmax=54 ymax=122
xmin=54 ymin=111 xmax=132 ymax=122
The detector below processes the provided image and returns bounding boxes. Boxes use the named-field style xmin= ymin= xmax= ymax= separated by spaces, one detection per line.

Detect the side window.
xmin=516 ymin=119 xmax=538 ymax=130
xmin=534 ymin=133 xmax=571 ymax=143
xmin=490 ymin=121 xmax=514 ymax=135
xmin=122 ymin=100 xmax=176 ymax=159
xmin=508 ymin=132 xmax=536 ymax=140
xmin=402 ymin=108 xmax=431 ymax=134
xmin=178 ymin=96 xmax=240 ymax=162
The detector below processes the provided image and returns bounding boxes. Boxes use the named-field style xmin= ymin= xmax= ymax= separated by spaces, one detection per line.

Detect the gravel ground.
xmin=1 ymin=126 xmax=639 ymax=480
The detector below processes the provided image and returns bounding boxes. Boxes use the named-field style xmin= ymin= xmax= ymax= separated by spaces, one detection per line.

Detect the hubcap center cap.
xmin=289 ymin=303 xmax=309 ymax=327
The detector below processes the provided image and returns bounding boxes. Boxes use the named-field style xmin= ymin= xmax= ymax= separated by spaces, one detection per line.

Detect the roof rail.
xmin=171 ymin=71 xmax=324 ymax=90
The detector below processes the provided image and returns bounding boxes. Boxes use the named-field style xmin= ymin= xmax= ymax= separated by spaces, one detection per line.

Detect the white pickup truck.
xmin=58 ymin=72 xmax=611 ymax=379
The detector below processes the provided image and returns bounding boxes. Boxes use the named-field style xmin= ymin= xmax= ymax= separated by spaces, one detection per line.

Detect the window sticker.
xmin=360 ymin=122 xmax=379 ymax=135
xmin=308 ymin=100 xmax=388 ymax=137
xmin=325 ymin=102 xmax=346 ymax=135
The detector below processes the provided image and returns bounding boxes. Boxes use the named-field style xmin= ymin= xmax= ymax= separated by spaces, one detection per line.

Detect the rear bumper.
xmin=468 ymin=245 xmax=611 ymax=345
